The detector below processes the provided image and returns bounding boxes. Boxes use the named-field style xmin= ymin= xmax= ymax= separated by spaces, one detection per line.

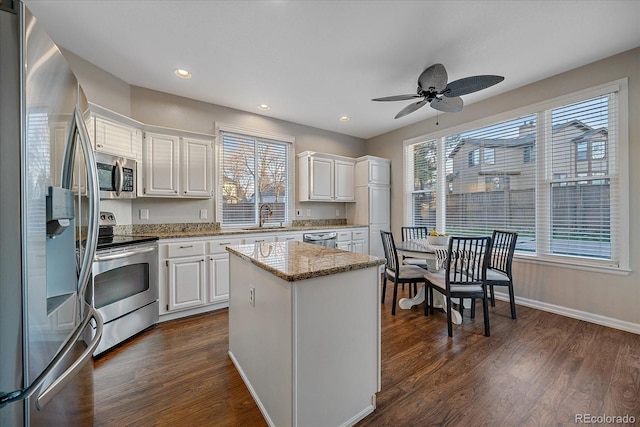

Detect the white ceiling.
xmin=24 ymin=1 xmax=640 ymax=140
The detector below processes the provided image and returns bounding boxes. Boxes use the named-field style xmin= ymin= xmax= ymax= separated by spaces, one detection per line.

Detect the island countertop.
xmin=226 ymin=241 xmax=385 ymax=282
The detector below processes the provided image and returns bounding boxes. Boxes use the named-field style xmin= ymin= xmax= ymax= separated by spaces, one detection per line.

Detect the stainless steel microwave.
xmin=95 ymin=152 xmax=137 ymax=199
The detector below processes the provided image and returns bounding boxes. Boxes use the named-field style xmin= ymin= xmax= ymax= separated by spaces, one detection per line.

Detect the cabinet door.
xmin=309 ymin=157 xmax=334 ymax=200
xmin=334 ymin=159 xmax=355 ymax=201
xmin=351 ymin=240 xmax=366 ymax=254
xmin=336 ymin=241 xmax=352 ymax=251
xmin=208 ymin=254 xmax=230 ymax=304
xmin=369 ymin=160 xmax=390 ymax=185
xmin=182 ymin=137 xmax=212 ymax=197
xmin=369 ymin=186 xmax=390 ymax=225
xmin=167 ymin=256 xmax=206 ymax=311
xmin=143 ymin=132 xmax=180 ymax=196
xmin=94 ymin=116 xmax=142 ymax=159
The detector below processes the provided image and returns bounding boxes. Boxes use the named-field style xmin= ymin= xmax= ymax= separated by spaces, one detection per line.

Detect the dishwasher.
xmin=302 ymin=231 xmax=337 ymax=248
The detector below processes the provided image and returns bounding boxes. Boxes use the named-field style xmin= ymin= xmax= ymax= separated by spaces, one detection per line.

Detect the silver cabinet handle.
xmin=218 ymin=242 xmax=230 ymax=245
xmin=36 ymin=306 xmax=104 ymax=409
xmin=179 ymin=245 xmax=194 ymax=249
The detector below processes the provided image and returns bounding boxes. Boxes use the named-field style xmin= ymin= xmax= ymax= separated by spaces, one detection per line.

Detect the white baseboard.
xmin=492 ymin=291 xmax=640 ymax=335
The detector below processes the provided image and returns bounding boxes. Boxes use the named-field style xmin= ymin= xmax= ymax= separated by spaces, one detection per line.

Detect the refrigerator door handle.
xmin=63 ymin=107 xmax=100 ymax=301
xmin=0 ymin=305 xmax=103 ymax=409
xmin=35 ymin=306 xmax=104 ymax=409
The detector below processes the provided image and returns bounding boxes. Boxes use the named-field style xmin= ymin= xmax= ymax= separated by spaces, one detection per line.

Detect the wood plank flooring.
xmin=65 ymin=285 xmax=640 ymax=426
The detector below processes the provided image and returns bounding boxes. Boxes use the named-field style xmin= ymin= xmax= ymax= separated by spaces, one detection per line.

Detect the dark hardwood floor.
xmin=69 ymin=285 xmax=639 ymax=426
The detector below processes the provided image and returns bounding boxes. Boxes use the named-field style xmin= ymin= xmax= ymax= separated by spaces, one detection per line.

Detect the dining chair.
xmin=424 ymin=236 xmax=492 ymax=337
xmin=400 ymin=226 xmax=430 ymax=270
xmin=487 ymin=230 xmax=518 ymax=319
xmin=380 ymin=230 xmax=426 ymax=315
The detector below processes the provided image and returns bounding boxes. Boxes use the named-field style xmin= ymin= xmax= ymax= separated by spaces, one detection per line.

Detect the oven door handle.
xmin=94 ymin=246 xmax=157 ymax=261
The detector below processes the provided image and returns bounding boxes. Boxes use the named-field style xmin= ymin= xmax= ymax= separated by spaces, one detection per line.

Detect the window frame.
xmin=215 ymin=122 xmax=295 ymax=228
xmin=403 ymin=79 xmax=629 ymax=273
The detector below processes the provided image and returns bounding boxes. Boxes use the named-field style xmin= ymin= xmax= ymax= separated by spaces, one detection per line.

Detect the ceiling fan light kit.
xmin=372 ymin=63 xmax=504 ymax=119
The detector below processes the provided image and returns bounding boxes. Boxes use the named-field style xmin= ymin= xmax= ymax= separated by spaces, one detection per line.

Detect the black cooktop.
xmin=96 ymin=235 xmax=158 ymax=251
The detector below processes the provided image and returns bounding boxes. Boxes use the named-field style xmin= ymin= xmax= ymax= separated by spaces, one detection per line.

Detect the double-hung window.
xmin=404 ymin=79 xmax=628 ymax=270
xmin=216 ymin=124 xmax=294 ymax=227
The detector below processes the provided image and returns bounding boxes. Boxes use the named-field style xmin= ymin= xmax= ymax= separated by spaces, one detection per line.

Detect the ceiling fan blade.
xmin=417 ymin=63 xmax=448 ymax=92
xmin=395 ymin=100 xmax=428 ymax=119
xmin=372 ymin=94 xmax=422 ymax=102
xmin=430 ymin=96 xmax=463 ymax=113
xmin=442 ymin=75 xmax=504 ymax=97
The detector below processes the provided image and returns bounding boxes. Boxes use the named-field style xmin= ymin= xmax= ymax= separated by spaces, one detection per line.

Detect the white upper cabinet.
xmin=355 ymin=155 xmax=391 ymax=186
xmin=142 ymin=128 xmax=212 ymax=198
xmin=298 ymin=151 xmax=355 ymax=202
xmin=143 ymin=132 xmax=180 ymax=196
xmin=182 ymin=137 xmax=212 ymax=197
xmin=85 ymin=104 xmax=143 ymax=160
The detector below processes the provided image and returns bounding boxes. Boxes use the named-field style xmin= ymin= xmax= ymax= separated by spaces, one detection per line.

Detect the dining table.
xmin=395 ymin=239 xmax=469 ymax=325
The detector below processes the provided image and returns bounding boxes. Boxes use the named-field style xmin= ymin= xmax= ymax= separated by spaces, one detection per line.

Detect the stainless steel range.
xmin=85 ymin=212 xmax=159 ymax=356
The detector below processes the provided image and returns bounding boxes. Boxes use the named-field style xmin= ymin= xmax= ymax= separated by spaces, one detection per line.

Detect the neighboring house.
xmin=447 ymin=120 xmax=608 ymax=195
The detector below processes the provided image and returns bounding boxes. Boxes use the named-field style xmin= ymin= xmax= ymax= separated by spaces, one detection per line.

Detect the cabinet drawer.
xmin=167 ymin=241 xmax=205 ymax=258
xmin=352 ymin=230 xmax=367 ymax=240
xmin=208 ymin=238 xmax=241 ymax=254
xmin=337 ymin=231 xmax=352 ymax=242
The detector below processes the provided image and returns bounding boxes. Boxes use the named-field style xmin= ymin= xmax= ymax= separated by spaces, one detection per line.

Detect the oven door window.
xmin=94 ymin=263 xmax=149 ymax=309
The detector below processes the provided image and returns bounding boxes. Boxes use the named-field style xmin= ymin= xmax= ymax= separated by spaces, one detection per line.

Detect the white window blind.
xmin=218 ymin=131 xmax=292 ymax=227
xmin=546 ymin=94 xmax=617 ymax=261
xmin=405 ymin=84 xmax=623 ymax=268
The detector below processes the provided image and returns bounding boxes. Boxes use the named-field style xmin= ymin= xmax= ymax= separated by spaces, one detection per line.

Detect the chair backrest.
xmin=444 ymin=236 xmax=492 ymax=287
xmin=380 ymin=230 xmax=400 ymax=274
xmin=401 ymin=226 xmax=428 ymax=241
xmin=489 ymin=230 xmax=518 ymax=278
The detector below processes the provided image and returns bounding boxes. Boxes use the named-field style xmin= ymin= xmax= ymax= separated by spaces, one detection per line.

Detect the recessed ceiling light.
xmin=174 ymin=69 xmax=191 ymax=79
xmin=339 ymin=116 xmax=351 ymax=122
xmin=258 ymin=104 xmax=270 ymax=111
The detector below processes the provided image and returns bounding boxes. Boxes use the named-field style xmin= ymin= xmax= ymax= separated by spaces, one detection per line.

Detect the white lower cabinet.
xmin=336 ymin=228 xmax=369 ymax=254
xmin=167 ymin=255 xmax=206 ymax=311
xmin=160 ymin=237 xmax=238 ymax=318
xmin=207 ymin=237 xmax=241 ymax=304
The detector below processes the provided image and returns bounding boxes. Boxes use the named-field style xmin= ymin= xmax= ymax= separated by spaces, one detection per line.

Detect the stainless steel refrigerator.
xmin=1 ymin=1 xmax=103 ymax=425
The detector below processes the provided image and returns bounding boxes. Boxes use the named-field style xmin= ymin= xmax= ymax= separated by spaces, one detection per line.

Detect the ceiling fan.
xmin=372 ymin=63 xmax=504 ymax=119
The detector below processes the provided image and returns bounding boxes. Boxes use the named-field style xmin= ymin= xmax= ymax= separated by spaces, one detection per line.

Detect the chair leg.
xmin=459 ymin=299 xmax=464 ymax=318
xmin=424 ymin=285 xmax=429 ymax=316
xmin=429 ymin=287 xmax=435 ymax=314
xmin=413 ymin=282 xmax=418 ymax=296
xmin=508 ymin=283 xmax=517 ymax=319
xmin=483 ymin=294 xmax=490 ymax=337
xmin=490 ymin=284 xmax=496 ymax=307
xmin=392 ymin=281 xmax=399 ymax=315
xmin=470 ymin=298 xmax=476 ymax=318
xmin=381 ymin=275 xmax=387 ymax=304
xmin=446 ymin=296 xmax=453 ymax=337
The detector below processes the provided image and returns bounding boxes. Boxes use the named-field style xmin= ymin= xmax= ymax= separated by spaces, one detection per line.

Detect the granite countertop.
xmin=226 ymin=241 xmax=385 ymax=282
xmin=124 ymin=223 xmax=368 ymax=240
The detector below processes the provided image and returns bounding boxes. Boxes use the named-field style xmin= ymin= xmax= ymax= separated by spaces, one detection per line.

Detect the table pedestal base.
xmin=399 ymin=285 xmax=470 ymax=325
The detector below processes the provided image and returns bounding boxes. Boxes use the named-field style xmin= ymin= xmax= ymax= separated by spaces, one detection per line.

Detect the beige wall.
xmin=365 ymin=47 xmax=640 ymax=329
xmin=59 ymin=50 xmax=367 ymax=224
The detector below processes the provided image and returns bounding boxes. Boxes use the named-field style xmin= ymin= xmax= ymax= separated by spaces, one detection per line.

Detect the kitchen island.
xmin=226 ymin=241 xmax=385 ymax=427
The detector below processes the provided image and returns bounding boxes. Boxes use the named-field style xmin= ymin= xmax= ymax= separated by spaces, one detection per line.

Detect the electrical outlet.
xmin=335 ymin=208 xmax=340 ymax=217
xmin=199 ymin=209 xmax=208 ymax=220
xmin=249 ymin=285 xmax=255 ymax=307
xmin=139 ymin=209 xmax=149 ymax=220
xmin=306 ymin=209 xmax=311 ymax=217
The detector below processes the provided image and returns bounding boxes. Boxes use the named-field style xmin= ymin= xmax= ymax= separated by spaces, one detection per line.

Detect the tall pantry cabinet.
xmin=346 ymin=156 xmax=391 ymax=259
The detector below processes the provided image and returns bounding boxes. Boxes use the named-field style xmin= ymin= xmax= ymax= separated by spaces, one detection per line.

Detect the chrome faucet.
xmin=259 ymin=203 xmax=272 ymax=228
